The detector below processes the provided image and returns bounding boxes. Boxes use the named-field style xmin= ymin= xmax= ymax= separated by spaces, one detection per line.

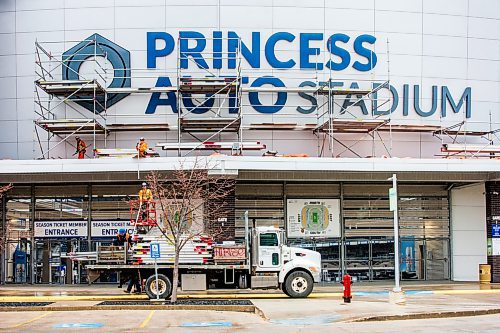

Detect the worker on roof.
xmin=75 ymin=136 xmax=87 ymax=159
xmin=136 ymin=137 xmax=148 ymax=158
xmin=138 ymin=182 xmax=153 ymax=222
xmin=114 ymin=228 xmax=132 ymax=247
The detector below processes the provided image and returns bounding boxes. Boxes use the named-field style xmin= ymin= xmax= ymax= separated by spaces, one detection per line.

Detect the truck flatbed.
xmin=87 ymin=264 xmax=249 ymax=270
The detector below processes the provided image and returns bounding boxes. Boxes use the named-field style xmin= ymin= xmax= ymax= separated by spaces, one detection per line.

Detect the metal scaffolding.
xmin=174 ymin=35 xmax=244 ymax=157
xmin=34 ymin=37 xmax=109 ymax=159
xmin=33 ymin=35 xmax=490 ymax=160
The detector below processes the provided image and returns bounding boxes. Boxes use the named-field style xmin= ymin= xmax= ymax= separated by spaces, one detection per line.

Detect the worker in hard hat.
xmin=113 ymin=228 xmax=132 ymax=247
xmin=75 ymin=136 xmax=87 ymax=159
xmin=138 ymin=182 xmax=153 ymax=222
xmin=136 ymin=137 xmax=148 ymax=158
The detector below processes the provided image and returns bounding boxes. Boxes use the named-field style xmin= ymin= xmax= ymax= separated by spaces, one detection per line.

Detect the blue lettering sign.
xmin=300 ymin=33 xmax=323 ymax=69
xmin=147 ymin=32 xmax=175 ymax=69
xmin=146 ymin=77 xmax=177 ymax=114
xmin=326 ymin=34 xmax=351 ymax=71
xmin=441 ymin=86 xmax=471 ymax=119
xmin=414 ymin=85 xmax=438 ymax=117
xmin=249 ymin=77 xmax=287 ymax=113
xmin=228 ymin=31 xmax=260 ymax=69
xmin=265 ymin=32 xmax=296 ymax=69
xmin=352 ymin=34 xmax=377 ymax=71
xmin=179 ymin=31 xmax=209 ymax=69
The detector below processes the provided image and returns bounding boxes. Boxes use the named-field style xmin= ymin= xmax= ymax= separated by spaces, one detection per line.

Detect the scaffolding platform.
xmin=315 ymin=119 xmax=388 ymax=133
xmin=157 ymin=141 xmax=266 ymax=151
xmin=35 ymin=119 xmax=106 ymax=135
xmin=316 ymin=86 xmax=372 ymax=96
xmin=94 ymin=148 xmax=160 ymax=158
xmin=178 ymin=77 xmax=240 ymax=94
xmin=441 ymin=144 xmax=500 ymax=154
xmin=106 ymin=123 xmax=170 ymax=132
xmin=180 ymin=117 xmax=241 ymax=133
xmin=379 ymin=124 xmax=441 ymax=133
xmin=248 ymin=123 xmax=316 ymax=131
xmin=35 ymin=79 xmax=106 ymax=97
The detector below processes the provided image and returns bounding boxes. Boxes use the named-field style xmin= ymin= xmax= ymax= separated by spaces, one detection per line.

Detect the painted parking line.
xmin=181 ymin=321 xmax=232 ymax=327
xmin=139 ymin=310 xmax=156 ymax=328
xmin=9 ymin=312 xmax=52 ymax=329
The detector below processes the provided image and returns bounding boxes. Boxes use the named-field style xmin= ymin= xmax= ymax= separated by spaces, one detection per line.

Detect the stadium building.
xmin=0 ymin=0 xmax=499 ymax=285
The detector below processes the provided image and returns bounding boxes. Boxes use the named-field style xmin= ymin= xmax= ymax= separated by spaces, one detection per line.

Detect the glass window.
xmin=260 ymin=233 xmax=278 ymax=246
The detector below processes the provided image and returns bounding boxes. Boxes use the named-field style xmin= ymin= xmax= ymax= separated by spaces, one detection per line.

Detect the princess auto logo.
xmin=62 ymin=33 xmax=131 ymax=113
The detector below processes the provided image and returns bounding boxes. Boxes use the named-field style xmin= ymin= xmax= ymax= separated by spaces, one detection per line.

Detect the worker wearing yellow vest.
xmin=136 ymin=137 xmax=148 ymax=158
xmin=138 ymin=182 xmax=153 ymax=222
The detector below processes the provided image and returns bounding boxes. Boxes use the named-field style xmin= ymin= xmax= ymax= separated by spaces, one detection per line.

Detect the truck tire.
xmin=284 ymin=271 xmax=313 ymax=298
xmin=281 ymin=283 xmax=291 ymax=297
xmin=145 ymin=274 xmax=172 ymax=299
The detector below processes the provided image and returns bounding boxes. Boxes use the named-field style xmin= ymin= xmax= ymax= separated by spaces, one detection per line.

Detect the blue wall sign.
xmin=492 ymin=224 xmax=500 ymax=238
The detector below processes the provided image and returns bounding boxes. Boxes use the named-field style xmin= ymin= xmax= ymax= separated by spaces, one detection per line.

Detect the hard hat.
xmin=118 ymin=228 xmax=126 ymax=234
xmin=140 ymin=137 xmax=145 ymax=141
xmin=75 ymin=136 xmax=80 ymax=140
xmin=142 ymin=182 xmax=147 ymax=187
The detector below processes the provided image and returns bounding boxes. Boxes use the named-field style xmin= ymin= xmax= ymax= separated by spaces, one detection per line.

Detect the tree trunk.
xmin=171 ymin=249 xmax=180 ymax=303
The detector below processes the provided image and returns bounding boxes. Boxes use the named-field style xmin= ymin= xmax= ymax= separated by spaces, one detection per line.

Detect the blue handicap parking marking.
xmin=53 ymin=323 xmax=104 ymax=328
xmin=181 ymin=321 xmax=233 ymax=327
xmin=270 ymin=314 xmax=340 ymax=325
xmin=354 ymin=291 xmax=389 ymax=296
xmin=354 ymin=290 xmax=434 ymax=297
xmin=405 ymin=290 xmax=433 ymax=296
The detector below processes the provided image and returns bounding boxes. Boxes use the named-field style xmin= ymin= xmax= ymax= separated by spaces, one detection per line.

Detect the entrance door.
xmin=425 ymin=239 xmax=450 ymax=280
xmin=258 ymin=232 xmax=281 ymax=269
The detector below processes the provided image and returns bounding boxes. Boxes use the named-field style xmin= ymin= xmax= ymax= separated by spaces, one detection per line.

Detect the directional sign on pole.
xmin=389 ymin=188 xmax=397 ymax=212
xmin=150 ymin=243 xmax=161 ymax=259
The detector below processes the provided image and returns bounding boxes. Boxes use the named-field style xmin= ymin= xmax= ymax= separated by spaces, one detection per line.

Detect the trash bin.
xmin=479 ymin=264 xmax=491 ymax=284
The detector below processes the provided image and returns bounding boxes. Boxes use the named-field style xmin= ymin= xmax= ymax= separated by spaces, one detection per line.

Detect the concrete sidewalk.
xmin=0 ymin=282 xmax=499 ymax=323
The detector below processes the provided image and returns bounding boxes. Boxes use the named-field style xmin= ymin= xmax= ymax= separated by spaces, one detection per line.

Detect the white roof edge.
xmin=0 ymin=156 xmax=499 ymax=174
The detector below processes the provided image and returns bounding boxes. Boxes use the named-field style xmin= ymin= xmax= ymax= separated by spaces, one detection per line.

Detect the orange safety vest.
xmin=116 ymin=233 xmax=131 ymax=245
xmin=139 ymin=188 xmax=153 ymax=201
xmin=136 ymin=141 xmax=148 ymax=153
xmin=77 ymin=139 xmax=87 ymax=152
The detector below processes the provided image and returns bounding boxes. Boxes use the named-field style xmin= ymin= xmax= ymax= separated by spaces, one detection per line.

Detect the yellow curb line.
xmin=0 ymin=292 xmax=343 ymax=302
xmin=139 ymin=310 xmax=155 ymax=328
xmin=1 ymin=290 xmax=497 ymax=302
xmin=9 ymin=311 xmax=52 ymax=328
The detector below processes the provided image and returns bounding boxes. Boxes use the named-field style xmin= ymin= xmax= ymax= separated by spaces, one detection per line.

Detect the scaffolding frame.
xmin=175 ymin=36 xmax=243 ymax=157
xmin=34 ymin=37 xmax=109 ymax=159
xmin=32 ymin=35 xmax=495 ymax=160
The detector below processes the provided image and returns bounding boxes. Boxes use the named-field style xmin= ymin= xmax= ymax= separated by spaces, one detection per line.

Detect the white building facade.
xmin=0 ymin=0 xmax=499 ymax=284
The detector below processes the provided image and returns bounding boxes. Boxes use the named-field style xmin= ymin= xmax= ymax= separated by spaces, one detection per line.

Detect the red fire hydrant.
xmin=342 ymin=274 xmax=352 ymax=303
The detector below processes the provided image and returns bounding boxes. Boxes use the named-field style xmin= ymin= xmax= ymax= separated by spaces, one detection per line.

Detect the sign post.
xmin=150 ymin=243 xmax=161 ymax=300
xmin=388 ymin=174 xmax=400 ymax=292
xmin=388 ymin=174 xmax=405 ymax=304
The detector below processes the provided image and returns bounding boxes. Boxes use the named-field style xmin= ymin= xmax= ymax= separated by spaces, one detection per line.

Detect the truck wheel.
xmin=284 ymin=271 xmax=313 ymax=298
xmin=145 ymin=274 xmax=172 ymax=299
xmin=281 ymin=283 xmax=291 ymax=297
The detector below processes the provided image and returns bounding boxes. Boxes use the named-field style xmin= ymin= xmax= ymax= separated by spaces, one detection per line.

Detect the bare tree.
xmin=147 ymin=159 xmax=234 ymax=302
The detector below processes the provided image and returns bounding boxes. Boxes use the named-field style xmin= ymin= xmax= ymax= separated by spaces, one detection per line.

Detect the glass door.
xmin=425 ymin=239 xmax=450 ymax=280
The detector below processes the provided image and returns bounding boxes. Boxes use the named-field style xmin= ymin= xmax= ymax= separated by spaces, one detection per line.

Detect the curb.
xmin=350 ymin=308 xmax=500 ymax=322
xmin=0 ymin=304 xmax=256 ymax=313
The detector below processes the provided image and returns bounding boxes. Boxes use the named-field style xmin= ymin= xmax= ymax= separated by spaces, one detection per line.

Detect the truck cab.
xmin=251 ymin=227 xmax=322 ymax=298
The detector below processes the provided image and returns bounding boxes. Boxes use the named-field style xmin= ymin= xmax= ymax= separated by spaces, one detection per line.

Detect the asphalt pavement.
xmin=0 ymin=282 xmax=499 ymax=332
